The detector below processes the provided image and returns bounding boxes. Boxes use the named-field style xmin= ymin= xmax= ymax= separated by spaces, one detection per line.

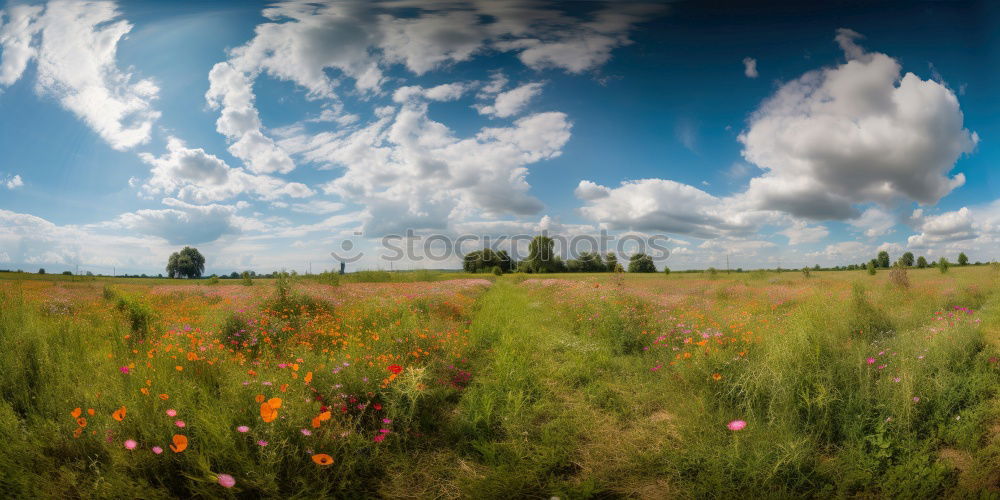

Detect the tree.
xmin=627 ymin=253 xmax=656 ymax=273
xmin=867 ymin=261 xmax=877 ymax=275
xmin=604 ymin=253 xmax=619 ymax=272
xmin=958 ymin=252 xmax=969 ymax=266
xmin=916 ymin=256 xmax=928 ymax=268
xmin=663 ymin=267 xmax=670 ymax=275
xmin=877 ymin=251 xmax=890 ymax=268
xmin=938 ymin=257 xmax=950 ymax=274
xmin=166 ymin=247 xmax=206 ymax=279
xmin=38 ymin=268 xmax=45 ymax=274
xmin=900 ymin=252 xmax=914 ymax=267
xmin=523 ymin=236 xmax=562 ymax=273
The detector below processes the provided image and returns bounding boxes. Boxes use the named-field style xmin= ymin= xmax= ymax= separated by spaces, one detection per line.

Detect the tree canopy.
xmin=627 ymin=253 xmax=657 ymax=273
xmin=167 ymin=247 xmax=206 ymax=279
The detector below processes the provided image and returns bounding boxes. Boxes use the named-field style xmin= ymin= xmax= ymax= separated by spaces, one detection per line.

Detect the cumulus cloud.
xmin=779 ymin=220 xmax=828 ymax=245
xmin=115 ymin=198 xmax=246 ymax=245
xmin=742 ymin=57 xmax=758 ymax=78
xmin=739 ymin=28 xmax=978 ymax=219
xmin=573 ymin=179 xmax=776 ymax=239
xmin=906 ymin=207 xmax=977 ymax=247
xmin=476 ymin=82 xmax=544 ymax=118
xmin=283 ymin=99 xmax=571 ymax=235
xmin=0 ymin=0 xmax=160 ymax=150
xmin=4 ymin=174 xmax=22 ymax=189
xmin=137 ymin=137 xmax=313 ymax=203
xmin=206 ymin=1 xmax=661 ymax=175
xmin=849 ymin=207 xmax=896 ymax=238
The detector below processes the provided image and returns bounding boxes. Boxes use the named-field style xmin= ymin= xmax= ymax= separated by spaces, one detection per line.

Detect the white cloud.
xmin=850 ymin=206 xmax=896 ymax=238
xmin=0 ymin=0 xmax=160 ymax=150
xmin=114 ymin=198 xmax=247 ymax=245
xmin=137 ymin=137 xmax=313 ymax=203
xmin=574 ymin=179 xmax=775 ymax=239
xmin=476 ymin=82 xmax=544 ymax=118
xmin=740 ymin=28 xmax=977 ymax=219
xmin=906 ymin=207 xmax=976 ymax=247
xmin=742 ymin=57 xmax=758 ymax=78
xmin=284 ymin=101 xmax=571 ymax=235
xmin=288 ymin=200 xmax=345 ymax=215
xmin=4 ymin=174 xmax=23 ymax=189
xmin=780 ymin=220 xmax=828 ymax=245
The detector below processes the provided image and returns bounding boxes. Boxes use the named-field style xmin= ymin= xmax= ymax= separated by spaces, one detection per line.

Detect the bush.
xmin=241 ymin=271 xmax=253 ymax=286
xmin=888 ymin=264 xmax=910 ymax=289
xmin=938 ymin=257 xmax=950 ymax=274
xmin=492 ymin=266 xmax=502 ymax=276
xmin=104 ymin=288 xmax=156 ymax=340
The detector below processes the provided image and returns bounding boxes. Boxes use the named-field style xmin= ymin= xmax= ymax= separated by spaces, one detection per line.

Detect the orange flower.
xmin=112 ymin=406 xmax=127 ymax=421
xmin=712 ymin=373 xmax=723 ymax=381
xmin=140 ymin=388 xmax=150 ymax=395
xmin=304 ymin=371 xmax=313 ymax=384
xmin=87 ymin=408 xmax=95 ymax=416
xmin=267 ymin=397 xmax=282 ymax=409
xmin=73 ymin=427 xmax=83 ymax=438
xmin=71 ymin=407 xmax=82 ymax=418
xmin=311 ymin=454 xmax=334 ymax=466
xmin=279 ymin=384 xmax=289 ymax=392
xmin=260 ymin=402 xmax=278 ymax=422
xmin=159 ymin=394 xmax=169 ymax=400
xmin=175 ymin=365 xmax=183 ymax=371
xmin=311 ymin=411 xmax=332 ymax=428
xmin=76 ymin=417 xmax=87 ymax=427
xmin=170 ymin=434 xmax=188 ymax=453
xmin=255 ymin=394 xmax=265 ymax=403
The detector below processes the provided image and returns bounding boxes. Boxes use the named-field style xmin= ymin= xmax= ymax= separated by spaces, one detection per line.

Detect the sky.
xmin=0 ymin=0 xmax=998 ymax=275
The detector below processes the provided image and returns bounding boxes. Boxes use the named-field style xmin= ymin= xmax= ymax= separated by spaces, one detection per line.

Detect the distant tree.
xmin=938 ymin=257 xmax=950 ymax=273
xmin=801 ymin=267 xmax=811 ymax=278
xmin=62 ymin=271 xmax=72 ymax=275
xmin=627 ymin=253 xmax=656 ymax=273
xmin=900 ymin=252 xmax=914 ymax=267
xmin=958 ymin=252 xmax=969 ymax=266
xmin=241 ymin=271 xmax=253 ymax=286
xmin=916 ymin=256 xmax=928 ymax=268
xmin=663 ymin=266 xmax=670 ymax=275
xmin=867 ymin=261 xmax=877 ymax=275
xmin=603 ymin=253 xmax=619 ymax=272
xmin=229 ymin=271 xmax=239 ymax=279
xmin=813 ymin=264 xmax=820 ymax=271
xmin=566 ymin=251 xmax=606 ymax=273
xmin=877 ymin=251 xmax=890 ymax=268
xmin=38 ymin=268 xmax=45 ymax=274
xmin=523 ymin=236 xmax=561 ymax=273
xmin=166 ymin=247 xmax=206 ymax=279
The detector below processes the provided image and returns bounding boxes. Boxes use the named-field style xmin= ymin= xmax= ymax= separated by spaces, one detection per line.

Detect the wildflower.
xmin=124 ymin=439 xmax=137 ymax=450
xmin=711 ymin=373 xmax=722 ymax=381
xmin=311 ymin=454 xmax=334 ymax=466
xmin=260 ymin=402 xmax=278 ymax=423
xmin=893 ymin=377 xmax=901 ymax=383
xmin=255 ymin=394 xmax=265 ymax=403
xmin=382 ymin=418 xmax=392 ymax=424
xmin=237 ymin=426 xmax=249 ymax=433
xmin=913 ymin=396 xmax=920 ymax=403
xmin=217 ymin=474 xmax=236 ymax=488
xmin=257 ymin=440 xmax=268 ymax=447
xmin=373 ymin=434 xmax=386 ymax=443
xmin=301 ymin=429 xmax=312 ymax=436
xmin=112 ymin=406 xmax=127 ymax=422
xmin=388 ymin=364 xmax=403 ymax=375
xmin=151 ymin=446 xmax=163 ymax=454
xmin=166 ymin=409 xmax=177 ymax=417
xmin=866 ymin=357 xmax=875 ymax=365
xmin=120 ymin=366 xmax=130 ymax=374
xmin=71 ymin=408 xmax=82 ymax=418
xmin=175 ymin=420 xmax=186 ymax=428
xmin=727 ymin=420 xmax=747 ymax=431
xmin=170 ymin=434 xmax=188 ymax=453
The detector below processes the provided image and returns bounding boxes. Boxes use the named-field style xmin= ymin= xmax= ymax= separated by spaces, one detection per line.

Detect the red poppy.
xmin=387 ymin=365 xmax=403 ymax=375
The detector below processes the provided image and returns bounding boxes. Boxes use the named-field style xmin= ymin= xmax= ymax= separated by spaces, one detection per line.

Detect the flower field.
xmin=0 ymin=268 xmax=998 ymax=497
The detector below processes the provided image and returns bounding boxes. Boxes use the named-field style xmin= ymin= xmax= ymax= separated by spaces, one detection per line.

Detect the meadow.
xmin=0 ymin=267 xmax=997 ymax=498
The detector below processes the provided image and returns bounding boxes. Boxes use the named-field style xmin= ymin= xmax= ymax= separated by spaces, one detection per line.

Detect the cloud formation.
xmin=739 ymin=28 xmax=977 ymax=220
xmin=0 ymin=0 xmax=160 ymax=150
xmin=742 ymin=57 xmax=757 ymax=78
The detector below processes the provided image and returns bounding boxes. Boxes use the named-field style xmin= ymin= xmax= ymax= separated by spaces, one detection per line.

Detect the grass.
xmin=0 ymin=267 xmax=997 ymax=497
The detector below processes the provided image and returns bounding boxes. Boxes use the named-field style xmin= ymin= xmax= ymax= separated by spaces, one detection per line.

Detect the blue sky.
xmin=0 ymin=0 xmax=998 ymax=275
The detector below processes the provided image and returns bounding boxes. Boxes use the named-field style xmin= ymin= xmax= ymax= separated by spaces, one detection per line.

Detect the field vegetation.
xmin=0 ymin=266 xmax=998 ymax=497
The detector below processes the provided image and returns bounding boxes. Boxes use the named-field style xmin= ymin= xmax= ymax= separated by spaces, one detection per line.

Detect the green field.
xmin=0 ymin=267 xmax=998 ymax=497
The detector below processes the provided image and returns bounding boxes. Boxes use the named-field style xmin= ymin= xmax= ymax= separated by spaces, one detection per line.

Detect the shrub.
xmin=888 ymin=263 xmax=910 ymax=289
xmin=938 ymin=257 xmax=950 ymax=274
xmin=801 ymin=267 xmax=811 ymax=278
xmin=492 ymin=266 xmax=502 ymax=276
xmin=241 ymin=271 xmax=253 ymax=286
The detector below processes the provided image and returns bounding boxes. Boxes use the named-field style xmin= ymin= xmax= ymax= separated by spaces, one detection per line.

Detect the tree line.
xmin=462 ymin=235 xmax=659 ymax=274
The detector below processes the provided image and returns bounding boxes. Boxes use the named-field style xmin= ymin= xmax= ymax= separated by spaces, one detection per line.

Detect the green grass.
xmin=0 ymin=268 xmax=998 ymax=497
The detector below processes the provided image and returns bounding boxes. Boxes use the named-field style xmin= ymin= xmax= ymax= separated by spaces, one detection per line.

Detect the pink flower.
xmin=237 ymin=426 xmax=249 ymax=433
xmin=373 ymin=434 xmax=386 ymax=443
xmin=151 ymin=446 xmax=163 ymax=454
xmin=257 ymin=440 xmax=268 ymax=447
xmin=300 ymin=429 xmax=312 ymax=436
xmin=866 ymin=357 xmax=875 ymax=365
xmin=913 ymin=396 xmax=920 ymax=403
xmin=119 ymin=366 xmax=130 ymax=374
xmin=727 ymin=420 xmax=747 ymax=431
xmin=124 ymin=439 xmax=137 ymax=450
xmin=174 ymin=420 xmax=186 ymax=428
xmin=382 ymin=418 xmax=392 ymax=424
xmin=379 ymin=429 xmax=390 ymax=434
xmin=217 ymin=474 xmax=236 ymax=488
xmin=165 ymin=409 xmax=177 ymax=417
